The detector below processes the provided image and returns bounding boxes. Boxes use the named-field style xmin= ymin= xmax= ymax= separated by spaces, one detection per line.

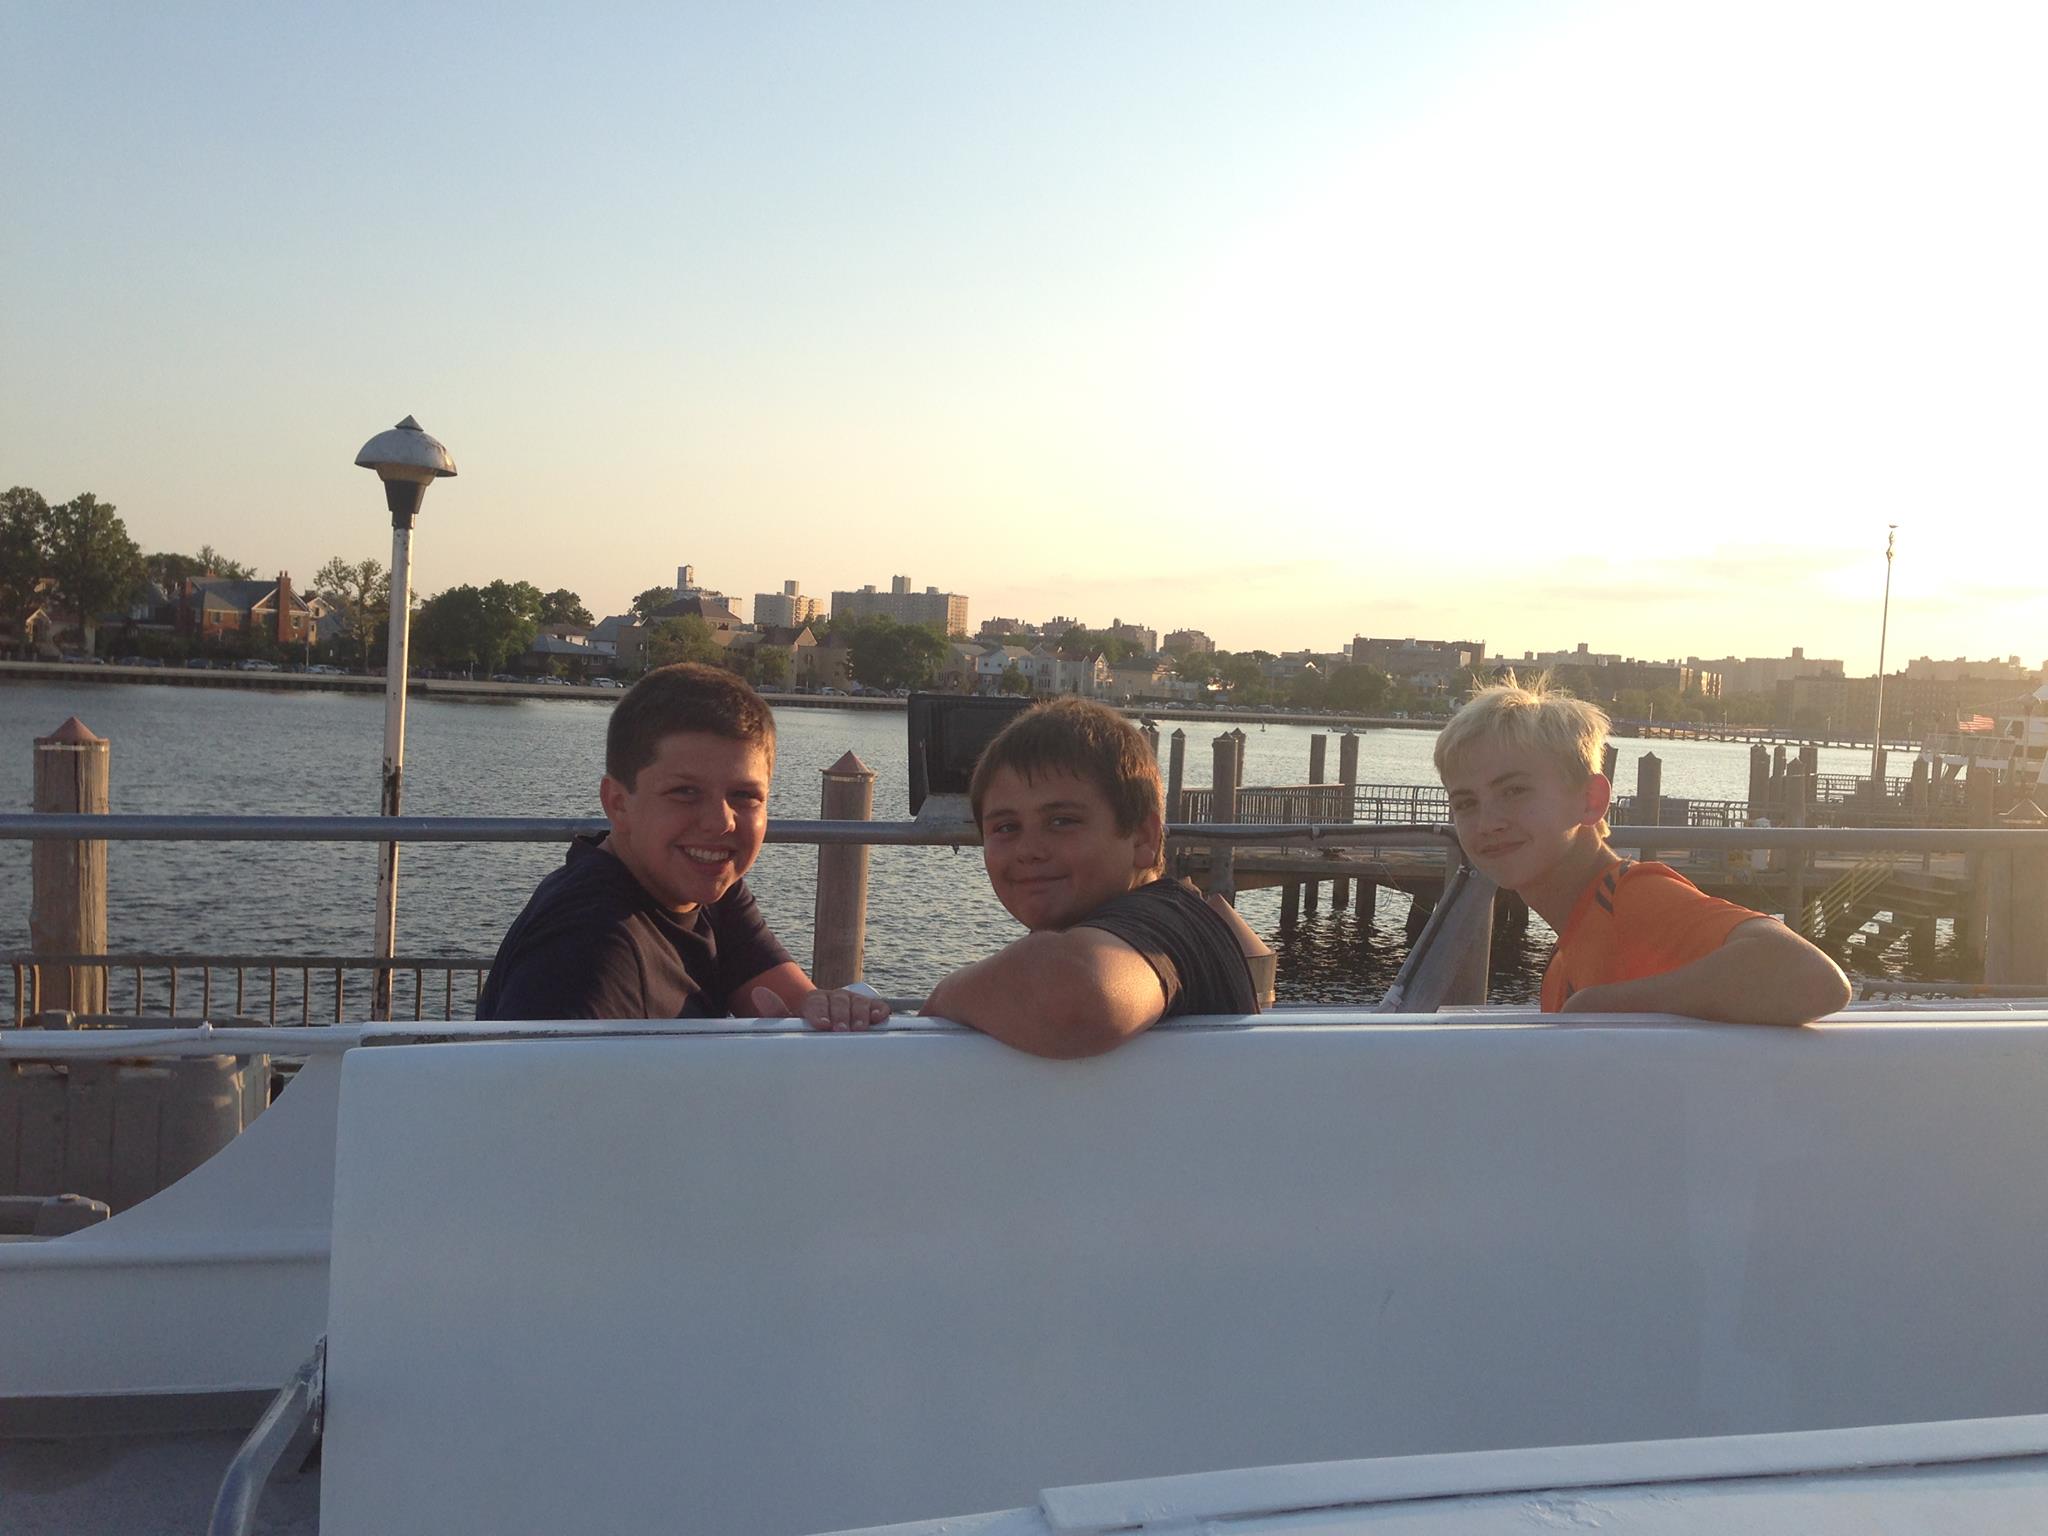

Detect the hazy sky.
xmin=5 ymin=1 xmax=2042 ymax=669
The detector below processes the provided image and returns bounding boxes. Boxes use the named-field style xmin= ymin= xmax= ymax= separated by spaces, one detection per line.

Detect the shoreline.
xmin=0 ymin=661 xmax=1428 ymax=731
xmin=0 ymin=662 xmax=1912 ymax=746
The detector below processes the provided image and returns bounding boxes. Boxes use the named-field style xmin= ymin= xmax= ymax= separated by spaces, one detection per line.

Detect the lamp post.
xmin=1871 ymin=525 xmax=1897 ymax=779
xmin=355 ymin=416 xmax=457 ymax=1020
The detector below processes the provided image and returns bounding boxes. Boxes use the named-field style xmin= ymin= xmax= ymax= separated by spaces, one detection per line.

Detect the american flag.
xmin=1959 ymin=713 xmax=1996 ymax=733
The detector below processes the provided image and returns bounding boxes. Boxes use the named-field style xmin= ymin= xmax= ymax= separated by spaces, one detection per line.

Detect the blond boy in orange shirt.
xmin=1436 ymin=678 xmax=1850 ymax=1024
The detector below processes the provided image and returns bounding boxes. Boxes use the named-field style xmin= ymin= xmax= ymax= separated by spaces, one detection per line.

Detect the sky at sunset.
xmin=5 ymin=1 xmax=2042 ymax=671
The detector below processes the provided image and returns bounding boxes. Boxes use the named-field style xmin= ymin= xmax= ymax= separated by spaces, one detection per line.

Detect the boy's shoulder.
xmin=1602 ymin=859 xmax=1761 ymax=944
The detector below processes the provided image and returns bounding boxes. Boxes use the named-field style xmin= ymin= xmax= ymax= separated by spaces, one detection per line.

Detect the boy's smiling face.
xmin=599 ymin=731 xmax=771 ymax=912
xmin=1442 ymin=738 xmax=1609 ymax=898
xmin=979 ymin=765 xmax=1161 ymax=931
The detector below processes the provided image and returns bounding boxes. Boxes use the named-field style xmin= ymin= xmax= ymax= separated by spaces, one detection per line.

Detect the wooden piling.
xmin=31 ymin=717 xmax=109 ymax=1015
xmin=1601 ymin=743 xmax=1618 ymax=784
xmin=1335 ymin=732 xmax=1359 ymax=906
xmin=1785 ymin=762 xmax=1808 ymax=931
xmin=1636 ymin=752 xmax=1663 ymax=825
xmin=1280 ymin=879 xmax=1300 ymax=928
xmin=1208 ymin=733 xmax=1239 ymax=901
xmin=1165 ymin=729 xmax=1187 ymax=877
xmin=1747 ymin=744 xmax=1769 ymax=819
xmin=1960 ymin=771 xmax=1997 ymax=966
xmin=1140 ymin=721 xmax=1159 ymax=759
xmin=1635 ymin=751 xmax=1662 ymax=867
xmin=812 ymin=751 xmax=875 ymax=987
xmin=1301 ymin=732 xmax=1329 ymax=916
xmin=1984 ymin=797 xmax=2048 ymax=986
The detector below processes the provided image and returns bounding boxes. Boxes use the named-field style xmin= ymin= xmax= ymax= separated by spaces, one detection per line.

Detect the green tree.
xmin=846 ymin=615 xmax=948 ymax=691
xmin=645 ymin=614 xmax=721 ymax=668
xmin=1213 ymin=652 xmax=1269 ymax=703
xmin=539 ymin=588 xmax=594 ymax=626
xmin=46 ymin=493 xmax=143 ymax=655
xmin=413 ymin=586 xmax=487 ymax=673
xmin=1286 ymin=669 xmax=1328 ymax=708
xmin=1325 ymin=664 xmax=1391 ymax=714
xmin=1174 ymin=650 xmax=1218 ymax=684
xmin=632 ymin=585 xmax=676 ymax=621
xmin=194 ymin=544 xmax=254 ymax=580
xmin=312 ymin=555 xmax=391 ymax=671
xmin=478 ymin=580 xmax=543 ymax=673
xmin=999 ymin=664 xmax=1028 ymax=695
xmin=0 ymin=487 xmax=50 ymax=657
xmin=752 ymin=646 xmax=791 ymax=689
xmin=142 ymin=550 xmax=206 ymax=598
xmin=1055 ymin=626 xmax=1146 ymax=665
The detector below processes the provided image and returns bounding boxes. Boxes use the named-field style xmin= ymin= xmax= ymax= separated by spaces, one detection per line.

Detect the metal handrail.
xmin=208 ymin=1338 xmax=324 ymax=1536
xmin=1 ymin=812 xmax=2044 ymax=851
xmin=0 ymin=813 xmax=1445 ymax=847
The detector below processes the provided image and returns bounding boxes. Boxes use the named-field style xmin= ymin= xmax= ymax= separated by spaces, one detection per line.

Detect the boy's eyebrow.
xmin=982 ymin=797 xmax=1091 ymax=817
xmin=649 ymin=771 xmax=768 ymax=791
xmin=1445 ymin=771 xmax=1528 ymax=797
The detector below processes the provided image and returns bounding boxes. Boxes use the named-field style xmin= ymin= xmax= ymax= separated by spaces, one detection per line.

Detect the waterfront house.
xmin=177 ymin=572 xmax=316 ymax=649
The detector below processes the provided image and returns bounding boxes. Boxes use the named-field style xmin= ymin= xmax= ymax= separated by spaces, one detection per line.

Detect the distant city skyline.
xmin=5 ymin=3 xmax=2041 ymax=670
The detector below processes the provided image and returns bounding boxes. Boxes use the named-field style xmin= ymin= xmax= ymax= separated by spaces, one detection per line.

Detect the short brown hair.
xmin=970 ymin=698 xmax=1164 ymax=871
xmin=606 ymin=663 xmax=776 ymax=788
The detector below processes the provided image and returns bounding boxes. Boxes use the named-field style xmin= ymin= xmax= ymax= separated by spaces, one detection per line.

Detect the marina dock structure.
xmin=6 ymin=722 xmax=2048 ymax=1044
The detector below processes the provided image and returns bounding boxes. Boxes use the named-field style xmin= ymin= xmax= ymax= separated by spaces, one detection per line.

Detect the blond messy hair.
xmin=1435 ymin=672 xmax=1611 ymax=836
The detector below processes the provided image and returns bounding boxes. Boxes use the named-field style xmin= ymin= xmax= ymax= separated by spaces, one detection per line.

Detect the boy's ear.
xmin=1582 ymin=772 xmax=1613 ymax=827
xmin=1135 ymin=807 xmax=1166 ymax=871
xmin=598 ymin=774 xmax=629 ymax=824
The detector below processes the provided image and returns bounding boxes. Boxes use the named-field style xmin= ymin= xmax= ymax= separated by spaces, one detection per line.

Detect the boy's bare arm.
xmin=920 ymin=928 xmax=1166 ymax=1058
xmin=1558 ymin=918 xmax=1851 ymax=1025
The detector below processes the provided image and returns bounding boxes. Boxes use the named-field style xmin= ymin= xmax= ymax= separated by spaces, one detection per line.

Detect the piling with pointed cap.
xmin=32 ymin=718 xmax=110 ymax=1014
xmin=1207 ymin=733 xmax=1239 ymax=901
xmin=356 ymin=415 xmax=457 ymax=1019
xmin=814 ymin=751 xmax=877 ymax=987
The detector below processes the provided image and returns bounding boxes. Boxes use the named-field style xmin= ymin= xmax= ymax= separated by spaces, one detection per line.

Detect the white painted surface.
xmin=825 ymin=1430 xmax=2048 ymax=1534
xmin=320 ymin=1017 xmax=2048 ymax=1536
xmin=0 ymin=1049 xmax=347 ymax=1398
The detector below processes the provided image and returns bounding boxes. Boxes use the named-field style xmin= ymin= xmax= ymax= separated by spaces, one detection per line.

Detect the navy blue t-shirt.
xmin=477 ymin=836 xmax=792 ymax=1021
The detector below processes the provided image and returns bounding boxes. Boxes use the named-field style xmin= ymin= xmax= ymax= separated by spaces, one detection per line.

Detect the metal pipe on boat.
xmin=354 ymin=417 xmax=457 ymax=1021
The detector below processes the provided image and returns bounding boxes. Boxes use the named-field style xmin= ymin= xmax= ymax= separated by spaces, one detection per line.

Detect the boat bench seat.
xmin=316 ymin=1018 xmax=2048 ymax=1536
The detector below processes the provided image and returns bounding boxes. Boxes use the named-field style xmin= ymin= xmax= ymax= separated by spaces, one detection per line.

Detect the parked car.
xmin=60 ymin=651 xmax=106 ymax=666
xmin=186 ymin=658 xmax=214 ymax=670
xmin=591 ymin=677 xmax=623 ymax=688
xmin=490 ymin=673 xmax=519 ymax=683
xmin=235 ymin=659 xmax=281 ymax=672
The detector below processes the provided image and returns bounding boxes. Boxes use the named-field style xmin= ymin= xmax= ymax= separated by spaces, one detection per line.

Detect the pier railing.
xmin=7 ymin=813 xmax=2048 ymax=1020
xmin=0 ymin=813 xmax=1457 ymax=1027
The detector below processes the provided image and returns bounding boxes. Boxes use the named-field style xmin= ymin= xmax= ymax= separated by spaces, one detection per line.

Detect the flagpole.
xmin=1870 ymin=525 xmax=1896 ymax=781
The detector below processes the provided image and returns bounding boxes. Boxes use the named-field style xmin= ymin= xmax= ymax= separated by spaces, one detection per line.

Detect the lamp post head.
xmin=355 ymin=415 xmax=457 ymax=527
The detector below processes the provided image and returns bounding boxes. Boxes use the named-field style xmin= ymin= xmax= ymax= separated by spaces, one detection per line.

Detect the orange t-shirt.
xmin=1540 ymin=859 xmax=1763 ymax=1012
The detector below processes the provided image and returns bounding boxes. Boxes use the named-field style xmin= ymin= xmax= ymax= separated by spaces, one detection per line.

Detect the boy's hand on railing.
xmin=749 ymin=986 xmax=892 ymax=1032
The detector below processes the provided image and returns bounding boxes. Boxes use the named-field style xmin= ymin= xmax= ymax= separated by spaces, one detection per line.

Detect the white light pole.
xmin=355 ymin=416 xmax=457 ymax=1020
xmin=1871 ymin=524 xmax=1897 ymax=781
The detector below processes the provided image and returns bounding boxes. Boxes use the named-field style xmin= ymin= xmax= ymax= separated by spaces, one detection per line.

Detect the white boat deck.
xmin=6 ymin=1008 xmax=2048 ymax=1533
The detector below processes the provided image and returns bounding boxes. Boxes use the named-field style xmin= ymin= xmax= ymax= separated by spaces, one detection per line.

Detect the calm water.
xmin=0 ymin=682 xmax=1883 ymax=1009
